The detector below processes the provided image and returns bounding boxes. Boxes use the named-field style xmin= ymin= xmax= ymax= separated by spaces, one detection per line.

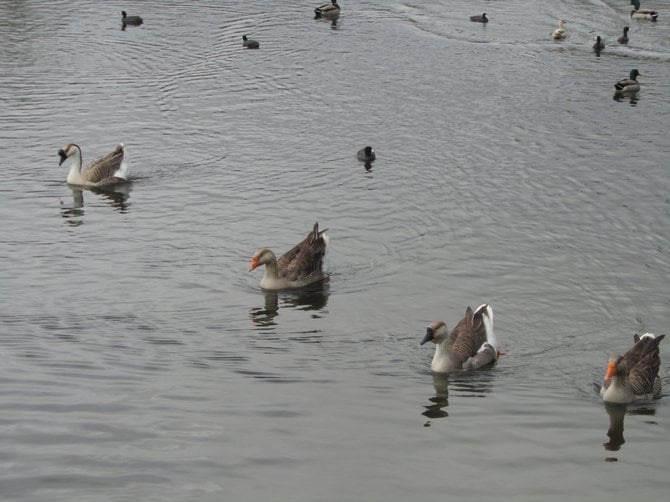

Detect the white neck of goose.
xmin=431 ymin=339 xmax=458 ymax=373
xmin=66 ymin=147 xmax=84 ymax=184
xmin=259 ymin=252 xmax=279 ymax=287
xmin=603 ymin=374 xmax=634 ymax=403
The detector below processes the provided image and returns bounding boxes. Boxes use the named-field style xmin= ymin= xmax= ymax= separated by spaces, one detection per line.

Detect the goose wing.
xmin=82 ymin=144 xmax=126 ymax=183
xmin=448 ymin=305 xmax=488 ymax=364
xmin=277 ymin=223 xmax=328 ymax=281
xmin=624 ymin=334 xmax=664 ymax=395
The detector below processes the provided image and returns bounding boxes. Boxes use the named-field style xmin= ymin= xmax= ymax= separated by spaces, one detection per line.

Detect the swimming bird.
xmin=614 ymin=69 xmax=641 ymax=93
xmin=469 ymin=13 xmax=488 ymax=23
xmin=600 ymin=333 xmax=665 ymax=404
xmin=357 ymin=146 xmax=376 ymax=162
xmin=315 ymin=0 xmax=340 ymax=19
xmin=121 ymin=11 xmax=143 ymax=26
xmin=593 ymin=36 xmax=605 ymax=54
xmin=552 ymin=19 xmax=567 ymax=40
xmin=630 ymin=0 xmax=658 ymax=20
xmin=420 ymin=304 xmax=498 ymax=374
xmin=58 ymin=143 xmax=129 ymax=187
xmin=249 ymin=223 xmax=329 ymax=290
xmin=242 ymin=35 xmax=259 ymax=49
xmin=617 ymin=26 xmax=630 ymax=44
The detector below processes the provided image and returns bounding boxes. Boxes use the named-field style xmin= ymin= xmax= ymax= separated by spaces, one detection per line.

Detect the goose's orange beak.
xmin=249 ymin=256 xmax=260 ymax=272
xmin=604 ymin=361 xmax=617 ymax=381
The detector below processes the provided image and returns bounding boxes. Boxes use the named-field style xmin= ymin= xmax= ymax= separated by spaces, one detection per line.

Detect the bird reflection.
xmin=613 ymin=92 xmax=639 ymax=106
xmin=421 ymin=370 xmax=495 ymax=425
xmin=603 ymin=403 xmax=626 ymax=452
xmin=602 ymin=402 xmax=658 ymax=455
xmin=60 ymin=184 xmax=131 ymax=225
xmin=249 ymin=281 xmax=330 ymax=329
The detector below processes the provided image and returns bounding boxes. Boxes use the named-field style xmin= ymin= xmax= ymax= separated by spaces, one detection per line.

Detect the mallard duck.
xmin=593 ymin=36 xmax=605 ymax=54
xmin=249 ymin=223 xmax=329 ymax=290
xmin=614 ymin=69 xmax=641 ymax=93
xmin=420 ymin=304 xmax=499 ymax=374
xmin=469 ymin=13 xmax=488 ymax=23
xmin=121 ymin=11 xmax=143 ymax=26
xmin=600 ymin=333 xmax=665 ymax=404
xmin=315 ymin=0 xmax=340 ymax=19
xmin=617 ymin=26 xmax=630 ymax=44
xmin=357 ymin=146 xmax=376 ymax=162
xmin=242 ymin=35 xmax=259 ymax=49
xmin=630 ymin=0 xmax=658 ymax=20
xmin=552 ymin=19 xmax=567 ymax=40
xmin=58 ymin=143 xmax=129 ymax=187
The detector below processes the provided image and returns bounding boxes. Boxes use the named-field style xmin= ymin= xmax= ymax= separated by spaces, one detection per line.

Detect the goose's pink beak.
xmin=249 ymin=256 xmax=260 ymax=272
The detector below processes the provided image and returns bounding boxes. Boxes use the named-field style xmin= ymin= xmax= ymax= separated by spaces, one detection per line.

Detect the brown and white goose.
xmin=58 ymin=143 xmax=129 ymax=187
xmin=601 ymin=333 xmax=664 ymax=404
xmin=249 ymin=222 xmax=329 ymax=290
xmin=420 ymin=304 xmax=498 ymax=374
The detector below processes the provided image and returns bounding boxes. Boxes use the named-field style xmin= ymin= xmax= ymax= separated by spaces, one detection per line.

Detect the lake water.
xmin=1 ymin=0 xmax=669 ymax=500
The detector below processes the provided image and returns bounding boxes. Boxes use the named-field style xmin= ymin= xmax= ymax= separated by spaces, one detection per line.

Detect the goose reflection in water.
xmin=422 ymin=371 xmax=495 ymax=426
xmin=60 ymin=185 xmax=132 ymax=224
xmin=249 ymin=282 xmax=330 ymax=329
xmin=603 ymin=402 xmax=657 ymax=455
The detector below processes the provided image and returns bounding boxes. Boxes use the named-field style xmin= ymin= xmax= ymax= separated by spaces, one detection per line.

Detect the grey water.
xmin=1 ymin=0 xmax=669 ymax=500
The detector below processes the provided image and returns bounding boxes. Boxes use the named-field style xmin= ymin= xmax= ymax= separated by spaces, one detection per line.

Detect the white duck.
xmin=249 ymin=223 xmax=329 ymax=290
xmin=420 ymin=304 xmax=499 ymax=374
xmin=58 ymin=143 xmax=129 ymax=187
xmin=600 ymin=333 xmax=665 ymax=404
xmin=552 ymin=19 xmax=567 ymax=40
xmin=630 ymin=0 xmax=658 ymax=20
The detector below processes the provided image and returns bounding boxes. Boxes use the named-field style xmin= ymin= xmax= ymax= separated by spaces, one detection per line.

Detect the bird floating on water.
xmin=58 ymin=143 xmax=130 ymax=187
xmin=614 ymin=69 xmax=641 ymax=94
xmin=552 ymin=19 xmax=567 ymax=40
xmin=242 ymin=35 xmax=259 ymax=49
xmin=315 ymin=1 xmax=340 ymax=19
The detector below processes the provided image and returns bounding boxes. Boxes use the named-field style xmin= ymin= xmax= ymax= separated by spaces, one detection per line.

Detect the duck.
xmin=249 ymin=222 xmax=329 ymax=290
xmin=600 ymin=333 xmax=665 ymax=404
xmin=614 ymin=69 xmax=641 ymax=93
xmin=357 ymin=146 xmax=376 ymax=162
xmin=630 ymin=0 xmax=658 ymax=20
xmin=420 ymin=304 xmax=498 ymax=374
xmin=121 ymin=11 xmax=143 ymax=26
xmin=617 ymin=26 xmax=630 ymax=44
xmin=315 ymin=0 xmax=340 ymax=19
xmin=593 ymin=36 xmax=605 ymax=54
xmin=552 ymin=19 xmax=567 ymax=40
xmin=469 ymin=13 xmax=488 ymax=23
xmin=242 ymin=35 xmax=259 ymax=49
xmin=58 ymin=143 xmax=129 ymax=187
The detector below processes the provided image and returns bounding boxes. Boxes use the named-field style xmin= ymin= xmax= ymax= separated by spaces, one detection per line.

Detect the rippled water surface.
xmin=1 ymin=0 xmax=669 ymax=500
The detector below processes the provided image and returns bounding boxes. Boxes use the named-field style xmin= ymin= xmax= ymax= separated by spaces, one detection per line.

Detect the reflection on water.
xmin=613 ymin=92 xmax=640 ymax=106
xmin=603 ymin=403 xmax=626 ymax=453
xmin=60 ymin=184 xmax=132 ymax=224
xmin=421 ymin=371 xmax=495 ymax=424
xmin=602 ymin=402 xmax=658 ymax=457
xmin=249 ymin=282 xmax=330 ymax=329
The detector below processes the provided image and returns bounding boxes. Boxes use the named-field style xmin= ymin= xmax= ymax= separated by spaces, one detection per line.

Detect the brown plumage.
xmin=601 ymin=333 xmax=664 ymax=404
xmin=249 ymin=223 xmax=329 ymax=289
xmin=421 ymin=304 xmax=498 ymax=373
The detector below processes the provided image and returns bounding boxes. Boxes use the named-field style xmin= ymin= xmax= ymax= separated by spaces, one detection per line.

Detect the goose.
xmin=614 ymin=69 xmax=641 ymax=93
xmin=552 ymin=19 xmax=567 ymax=40
xmin=600 ymin=333 xmax=665 ymax=404
xmin=242 ymin=35 xmax=259 ymax=49
xmin=58 ymin=143 xmax=129 ymax=187
xmin=315 ymin=0 xmax=340 ymax=19
xmin=357 ymin=146 xmax=376 ymax=162
xmin=630 ymin=0 xmax=658 ymax=20
xmin=420 ymin=304 xmax=498 ymax=374
xmin=249 ymin=222 xmax=329 ymax=290
xmin=469 ymin=13 xmax=488 ymax=23
xmin=617 ymin=26 xmax=630 ymax=44
xmin=121 ymin=11 xmax=144 ymax=26
xmin=593 ymin=36 xmax=605 ymax=54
